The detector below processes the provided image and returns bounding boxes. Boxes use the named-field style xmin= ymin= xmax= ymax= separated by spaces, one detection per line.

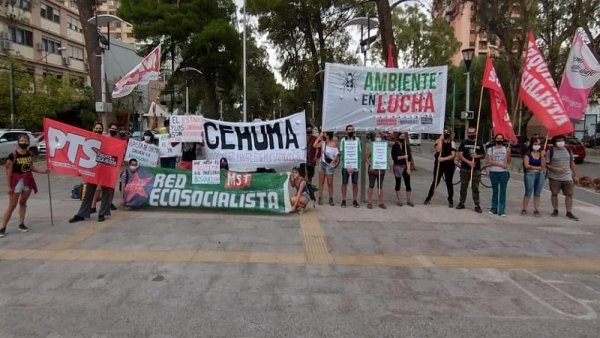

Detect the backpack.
xmin=546 ymin=147 xmax=573 ymax=178
xmin=71 ymin=184 xmax=82 ymax=199
xmin=302 ymin=180 xmax=318 ymax=208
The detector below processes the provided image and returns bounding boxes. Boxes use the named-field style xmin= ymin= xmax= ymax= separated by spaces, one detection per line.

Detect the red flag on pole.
xmin=482 ymin=54 xmax=517 ymax=142
xmin=519 ymin=32 xmax=573 ymax=136
xmin=386 ymin=43 xmax=394 ymax=68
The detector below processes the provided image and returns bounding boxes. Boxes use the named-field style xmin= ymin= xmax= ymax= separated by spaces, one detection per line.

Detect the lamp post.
xmin=462 ymin=48 xmax=475 ymax=139
xmin=180 ymin=67 xmax=203 ymax=115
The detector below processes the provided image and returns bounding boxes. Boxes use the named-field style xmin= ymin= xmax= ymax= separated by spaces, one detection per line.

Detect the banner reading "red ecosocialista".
xmin=44 ymin=118 xmax=127 ymax=188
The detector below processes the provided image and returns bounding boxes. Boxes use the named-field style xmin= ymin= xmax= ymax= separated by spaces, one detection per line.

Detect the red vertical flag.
xmin=519 ymin=32 xmax=573 ymax=136
xmin=481 ymin=54 xmax=517 ymax=142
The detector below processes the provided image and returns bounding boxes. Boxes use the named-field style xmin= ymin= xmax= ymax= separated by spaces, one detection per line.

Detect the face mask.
xmin=556 ymin=141 xmax=565 ymax=148
xmin=306 ymin=130 xmax=312 ymax=135
xmin=109 ymin=130 xmax=118 ymax=136
xmin=495 ymin=140 xmax=503 ymax=145
xmin=347 ymin=132 xmax=354 ymax=138
xmin=467 ymin=135 xmax=476 ymax=140
xmin=398 ymin=138 xmax=405 ymax=142
xmin=94 ymin=130 xmax=103 ymax=134
xmin=443 ymin=134 xmax=450 ymax=139
xmin=532 ymin=145 xmax=541 ymax=151
xmin=18 ymin=143 xmax=29 ymax=149
xmin=375 ymin=137 xmax=382 ymax=142
xmin=129 ymin=165 xmax=138 ymax=171
xmin=144 ymin=136 xmax=151 ymax=142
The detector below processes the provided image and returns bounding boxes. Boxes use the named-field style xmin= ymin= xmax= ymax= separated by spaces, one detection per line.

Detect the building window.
xmin=68 ymin=16 xmax=83 ymax=32
xmin=8 ymin=26 xmax=33 ymax=47
xmin=42 ymin=37 xmax=62 ymax=54
xmin=40 ymin=3 xmax=60 ymax=23
xmin=69 ymin=46 xmax=84 ymax=61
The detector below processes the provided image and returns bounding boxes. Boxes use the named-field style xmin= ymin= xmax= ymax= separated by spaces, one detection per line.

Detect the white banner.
xmin=322 ymin=63 xmax=447 ymax=133
xmin=203 ymin=112 xmax=307 ymax=171
xmin=169 ymin=115 xmax=204 ymax=142
xmin=342 ymin=139 xmax=359 ymax=169
xmin=124 ymin=138 xmax=160 ymax=168
xmin=112 ymin=44 xmax=161 ymax=98
xmin=192 ymin=160 xmax=220 ymax=184
xmin=157 ymin=134 xmax=182 ymax=158
xmin=371 ymin=142 xmax=388 ymax=170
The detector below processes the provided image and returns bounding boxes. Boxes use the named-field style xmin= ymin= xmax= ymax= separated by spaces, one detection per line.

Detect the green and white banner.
xmin=123 ymin=167 xmax=291 ymax=213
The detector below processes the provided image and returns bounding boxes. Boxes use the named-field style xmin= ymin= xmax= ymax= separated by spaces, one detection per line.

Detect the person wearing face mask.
xmin=365 ymin=131 xmax=387 ymax=209
xmin=313 ymin=130 xmax=339 ymax=206
xmin=90 ymin=122 xmax=105 ymax=214
xmin=1 ymin=134 xmax=49 ymax=238
xmin=340 ymin=124 xmax=361 ymax=208
xmin=424 ymin=128 xmax=456 ymax=207
xmin=486 ymin=133 xmax=511 ymax=217
xmin=142 ymin=130 xmax=155 ymax=145
xmin=522 ymin=136 xmax=546 ymax=217
xmin=120 ymin=158 xmax=139 ymax=206
xmin=290 ymin=167 xmax=309 ymax=213
xmin=456 ymin=127 xmax=486 ymax=213
xmin=546 ymin=135 xmax=579 ymax=221
xmin=391 ymin=132 xmax=413 ymax=206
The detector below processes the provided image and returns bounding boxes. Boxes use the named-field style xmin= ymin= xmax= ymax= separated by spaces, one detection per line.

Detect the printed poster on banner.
xmin=122 ymin=167 xmax=291 ymax=213
xmin=371 ymin=142 xmax=388 ymax=170
xmin=202 ymin=112 xmax=307 ymax=170
xmin=169 ymin=115 xmax=204 ymax=142
xmin=343 ymin=140 xmax=359 ymax=169
xmin=192 ymin=160 xmax=221 ymax=184
xmin=157 ymin=134 xmax=182 ymax=158
xmin=322 ymin=63 xmax=447 ymax=133
xmin=124 ymin=138 xmax=160 ymax=168
xmin=43 ymin=118 xmax=127 ymax=188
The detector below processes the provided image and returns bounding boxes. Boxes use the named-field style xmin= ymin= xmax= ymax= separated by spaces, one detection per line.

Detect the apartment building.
xmin=0 ymin=0 xmax=88 ymax=85
xmin=95 ymin=0 xmax=135 ymax=45
xmin=433 ymin=0 xmax=500 ymax=65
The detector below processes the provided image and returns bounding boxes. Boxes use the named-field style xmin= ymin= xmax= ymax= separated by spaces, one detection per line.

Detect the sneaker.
xmin=424 ymin=200 xmax=431 ymax=205
xmin=341 ymin=200 xmax=347 ymax=208
xmin=489 ymin=210 xmax=497 ymax=215
xmin=566 ymin=212 xmax=579 ymax=221
xmin=98 ymin=215 xmax=105 ymax=222
xmin=69 ymin=215 xmax=84 ymax=223
xmin=406 ymin=201 xmax=415 ymax=207
xmin=90 ymin=208 xmax=97 ymax=214
xmin=329 ymin=198 xmax=335 ymax=206
xmin=298 ymin=207 xmax=305 ymax=214
xmin=318 ymin=198 xmax=323 ymax=206
xmin=353 ymin=200 xmax=360 ymax=208
xmin=18 ymin=224 xmax=29 ymax=232
xmin=379 ymin=204 xmax=387 ymax=209
xmin=474 ymin=205 xmax=482 ymax=213
xmin=455 ymin=203 xmax=465 ymax=210
xmin=448 ymin=202 xmax=454 ymax=208
xmin=397 ymin=201 xmax=403 ymax=207
xmin=500 ymin=214 xmax=507 ymax=217
xmin=0 ymin=227 xmax=6 ymax=238
xmin=533 ymin=210 xmax=541 ymax=217
xmin=551 ymin=209 xmax=559 ymax=217
xmin=521 ymin=209 xmax=527 ymax=216
xmin=110 ymin=204 xmax=117 ymax=211
xmin=367 ymin=203 xmax=373 ymax=209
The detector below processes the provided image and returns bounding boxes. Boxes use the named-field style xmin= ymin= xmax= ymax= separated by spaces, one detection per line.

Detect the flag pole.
xmin=469 ymin=81 xmax=486 ymax=188
xmin=47 ymin=173 xmax=54 ymax=226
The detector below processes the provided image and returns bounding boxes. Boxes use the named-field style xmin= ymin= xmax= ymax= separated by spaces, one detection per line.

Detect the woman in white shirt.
xmin=313 ymin=131 xmax=339 ymax=206
xmin=486 ymin=133 xmax=511 ymax=216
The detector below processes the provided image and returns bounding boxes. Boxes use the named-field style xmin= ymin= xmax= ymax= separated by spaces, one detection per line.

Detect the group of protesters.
xmin=289 ymin=124 xmax=580 ymax=222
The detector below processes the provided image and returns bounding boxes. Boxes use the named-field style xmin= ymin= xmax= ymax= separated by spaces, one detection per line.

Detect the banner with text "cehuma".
xmin=123 ymin=167 xmax=291 ymax=213
xmin=202 ymin=112 xmax=306 ymax=171
xmin=322 ymin=63 xmax=447 ymax=133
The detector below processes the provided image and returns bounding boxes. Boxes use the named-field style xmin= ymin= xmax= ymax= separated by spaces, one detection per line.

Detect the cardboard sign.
xmin=371 ymin=141 xmax=388 ymax=170
xmin=343 ymin=139 xmax=359 ymax=169
xmin=157 ymin=134 xmax=182 ymax=158
xmin=125 ymin=138 xmax=160 ymax=168
xmin=192 ymin=160 xmax=221 ymax=184
xmin=169 ymin=115 xmax=204 ymax=142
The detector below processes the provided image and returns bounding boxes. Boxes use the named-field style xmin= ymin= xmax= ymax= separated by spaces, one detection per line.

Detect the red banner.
xmin=44 ymin=118 xmax=127 ymax=188
xmin=519 ymin=32 xmax=573 ymax=137
xmin=482 ymin=54 xmax=517 ymax=142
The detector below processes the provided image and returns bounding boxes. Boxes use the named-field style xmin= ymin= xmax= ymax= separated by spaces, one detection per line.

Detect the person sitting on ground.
xmin=290 ymin=167 xmax=309 ymax=213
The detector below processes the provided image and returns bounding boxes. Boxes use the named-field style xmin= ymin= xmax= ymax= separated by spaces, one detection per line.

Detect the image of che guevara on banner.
xmin=322 ymin=63 xmax=447 ymax=133
xmin=202 ymin=112 xmax=306 ymax=170
xmin=123 ymin=167 xmax=292 ymax=213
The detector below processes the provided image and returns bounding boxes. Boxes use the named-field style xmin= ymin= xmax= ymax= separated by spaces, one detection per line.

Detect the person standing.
xmin=424 ymin=128 xmax=456 ymax=207
xmin=521 ymin=136 xmax=545 ymax=217
xmin=486 ymin=133 xmax=511 ymax=216
xmin=546 ymin=135 xmax=579 ymax=220
xmin=365 ymin=131 xmax=387 ymax=209
xmin=313 ymin=131 xmax=339 ymax=206
xmin=159 ymin=120 xmax=177 ymax=169
xmin=391 ymin=132 xmax=414 ymax=207
xmin=300 ymin=125 xmax=318 ymax=184
xmin=340 ymin=124 xmax=361 ymax=208
xmin=456 ymin=127 xmax=486 ymax=213
xmin=1 ymin=134 xmax=49 ymax=238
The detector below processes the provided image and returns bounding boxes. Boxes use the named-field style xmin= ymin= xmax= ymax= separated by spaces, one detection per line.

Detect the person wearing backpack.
xmin=1 ymin=134 xmax=49 ymax=238
xmin=290 ymin=167 xmax=310 ymax=213
xmin=521 ymin=136 xmax=545 ymax=217
xmin=546 ymin=135 xmax=579 ymax=220
xmin=486 ymin=133 xmax=511 ymax=217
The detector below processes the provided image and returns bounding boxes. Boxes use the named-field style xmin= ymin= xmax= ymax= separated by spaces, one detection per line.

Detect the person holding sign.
xmin=159 ymin=120 xmax=178 ymax=169
xmin=365 ymin=132 xmax=388 ymax=210
xmin=391 ymin=132 xmax=414 ymax=207
xmin=313 ymin=131 xmax=339 ymax=206
xmin=340 ymin=124 xmax=361 ymax=208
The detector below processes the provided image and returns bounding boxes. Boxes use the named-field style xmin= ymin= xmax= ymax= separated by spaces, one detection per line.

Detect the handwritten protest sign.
xmin=125 ymin=139 xmax=160 ymax=168
xmin=371 ymin=141 xmax=388 ymax=170
xmin=192 ymin=160 xmax=221 ymax=184
xmin=157 ymin=134 xmax=182 ymax=158
xmin=169 ymin=115 xmax=204 ymax=142
xmin=343 ymin=139 xmax=359 ymax=169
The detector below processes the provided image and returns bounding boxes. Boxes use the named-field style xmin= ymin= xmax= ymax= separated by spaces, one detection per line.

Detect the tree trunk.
xmin=77 ymin=1 xmax=101 ymax=102
xmin=375 ymin=0 xmax=397 ymax=67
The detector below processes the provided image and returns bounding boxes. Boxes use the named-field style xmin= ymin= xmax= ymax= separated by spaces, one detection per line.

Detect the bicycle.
xmin=443 ymin=160 xmax=491 ymax=188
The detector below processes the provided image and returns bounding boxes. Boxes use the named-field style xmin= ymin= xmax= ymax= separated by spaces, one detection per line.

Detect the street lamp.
xmin=179 ymin=67 xmax=203 ymax=115
xmin=343 ymin=16 xmax=379 ymax=66
xmin=462 ymin=47 xmax=475 ymax=139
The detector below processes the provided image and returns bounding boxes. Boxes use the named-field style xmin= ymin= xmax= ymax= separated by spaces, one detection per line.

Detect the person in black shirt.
xmin=391 ymin=132 xmax=414 ymax=206
xmin=456 ymin=127 xmax=486 ymax=213
xmin=1 ymin=134 xmax=48 ymax=237
xmin=424 ymin=128 xmax=456 ymax=207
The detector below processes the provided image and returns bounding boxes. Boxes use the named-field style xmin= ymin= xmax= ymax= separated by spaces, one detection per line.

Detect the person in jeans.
xmin=391 ymin=132 xmax=413 ymax=206
xmin=546 ymin=135 xmax=579 ymax=220
xmin=424 ymin=128 xmax=456 ymax=207
xmin=521 ymin=136 xmax=545 ymax=217
xmin=340 ymin=124 xmax=361 ymax=208
xmin=456 ymin=127 xmax=486 ymax=213
xmin=486 ymin=133 xmax=511 ymax=216
xmin=313 ymin=131 xmax=339 ymax=206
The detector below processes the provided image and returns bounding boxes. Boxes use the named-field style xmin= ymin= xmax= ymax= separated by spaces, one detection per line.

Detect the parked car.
xmin=37 ymin=134 xmax=46 ymax=155
xmin=0 ymin=129 xmax=40 ymax=159
xmin=543 ymin=136 xmax=586 ymax=164
xmin=585 ymin=137 xmax=600 ymax=148
xmin=408 ymin=133 xmax=421 ymax=146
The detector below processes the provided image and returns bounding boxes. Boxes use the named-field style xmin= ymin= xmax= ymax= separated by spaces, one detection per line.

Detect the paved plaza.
xmin=1 ymin=146 xmax=600 ymax=337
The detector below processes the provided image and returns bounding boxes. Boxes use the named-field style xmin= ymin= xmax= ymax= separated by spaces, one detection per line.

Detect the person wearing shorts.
xmin=546 ymin=135 xmax=579 ymax=220
xmin=340 ymin=124 xmax=361 ymax=208
xmin=366 ymin=131 xmax=387 ymax=209
xmin=313 ymin=131 xmax=339 ymax=206
xmin=391 ymin=132 xmax=413 ymax=207
xmin=1 ymin=134 xmax=48 ymax=238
